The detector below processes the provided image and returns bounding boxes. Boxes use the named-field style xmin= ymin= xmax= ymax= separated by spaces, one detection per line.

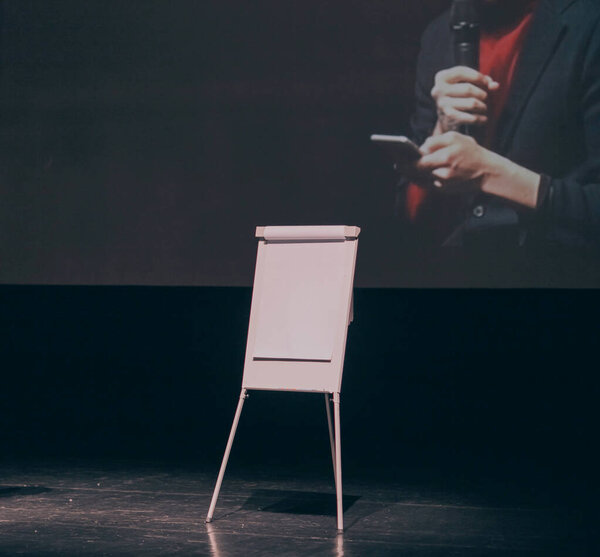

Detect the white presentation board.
xmin=242 ymin=225 xmax=360 ymax=393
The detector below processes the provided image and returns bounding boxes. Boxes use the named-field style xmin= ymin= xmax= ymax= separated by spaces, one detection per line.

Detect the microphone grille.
xmin=450 ymin=0 xmax=479 ymax=26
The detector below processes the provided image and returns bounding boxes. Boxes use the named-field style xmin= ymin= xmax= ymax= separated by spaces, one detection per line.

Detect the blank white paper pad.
xmin=252 ymin=241 xmax=347 ymax=361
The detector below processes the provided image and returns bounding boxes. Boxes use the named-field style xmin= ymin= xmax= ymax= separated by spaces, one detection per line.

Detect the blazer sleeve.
xmin=543 ymin=18 xmax=600 ymax=245
xmin=394 ymin=23 xmax=440 ymax=219
xmin=409 ymin=25 xmax=440 ymax=146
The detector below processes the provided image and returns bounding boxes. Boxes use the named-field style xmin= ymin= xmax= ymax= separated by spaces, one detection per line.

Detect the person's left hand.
xmin=416 ymin=132 xmax=491 ymax=193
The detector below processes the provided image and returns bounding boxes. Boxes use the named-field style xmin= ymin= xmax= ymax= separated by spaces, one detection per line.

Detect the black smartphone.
xmin=370 ymin=134 xmax=421 ymax=165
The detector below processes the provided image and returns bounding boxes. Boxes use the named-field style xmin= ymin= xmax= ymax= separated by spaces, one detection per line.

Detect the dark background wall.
xmin=1 ymin=286 xmax=598 ymax=505
xmin=0 ymin=286 xmax=600 ymax=471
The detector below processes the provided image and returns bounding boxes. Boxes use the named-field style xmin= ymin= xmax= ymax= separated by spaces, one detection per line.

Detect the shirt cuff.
xmin=536 ymin=174 xmax=553 ymax=210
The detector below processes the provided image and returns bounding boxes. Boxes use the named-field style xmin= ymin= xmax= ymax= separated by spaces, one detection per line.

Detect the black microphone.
xmin=450 ymin=0 xmax=480 ymax=136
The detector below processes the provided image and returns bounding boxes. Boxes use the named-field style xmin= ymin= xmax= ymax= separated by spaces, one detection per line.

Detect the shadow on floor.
xmin=0 ymin=486 xmax=52 ymax=498
xmin=242 ymin=489 xmax=360 ymax=515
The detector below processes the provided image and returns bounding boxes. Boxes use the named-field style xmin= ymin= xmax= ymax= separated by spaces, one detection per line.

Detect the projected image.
xmin=0 ymin=1 xmax=598 ymax=287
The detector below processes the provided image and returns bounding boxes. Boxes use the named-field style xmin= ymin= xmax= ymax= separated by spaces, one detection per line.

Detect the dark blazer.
xmin=408 ymin=0 xmax=600 ymax=247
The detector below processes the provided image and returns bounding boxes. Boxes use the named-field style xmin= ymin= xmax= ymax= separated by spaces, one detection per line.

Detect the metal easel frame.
xmin=205 ymin=226 xmax=359 ymax=534
xmin=205 ymin=388 xmax=345 ymax=532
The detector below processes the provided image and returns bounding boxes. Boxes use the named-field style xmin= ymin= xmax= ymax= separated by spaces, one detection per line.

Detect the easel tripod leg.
xmin=324 ymin=393 xmax=336 ymax=479
xmin=206 ymin=388 xmax=248 ymax=523
xmin=333 ymin=392 xmax=343 ymax=533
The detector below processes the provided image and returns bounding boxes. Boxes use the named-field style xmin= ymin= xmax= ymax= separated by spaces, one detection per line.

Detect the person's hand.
xmin=432 ymin=66 xmax=499 ymax=133
xmin=416 ymin=132 xmax=492 ymax=192
xmin=415 ymin=132 xmax=542 ymax=207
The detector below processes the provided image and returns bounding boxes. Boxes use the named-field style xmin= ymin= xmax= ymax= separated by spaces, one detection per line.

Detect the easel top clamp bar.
xmin=256 ymin=225 xmax=360 ymax=241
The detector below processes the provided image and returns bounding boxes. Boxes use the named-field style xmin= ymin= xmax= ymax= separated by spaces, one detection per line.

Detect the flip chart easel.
xmin=206 ymin=225 xmax=360 ymax=533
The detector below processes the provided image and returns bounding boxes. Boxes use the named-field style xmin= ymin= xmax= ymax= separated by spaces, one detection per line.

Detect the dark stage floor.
xmin=0 ymin=459 xmax=593 ymax=556
xmin=1 ymin=286 xmax=598 ymax=555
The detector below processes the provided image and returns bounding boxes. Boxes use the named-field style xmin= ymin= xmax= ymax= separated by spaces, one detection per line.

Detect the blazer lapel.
xmin=495 ymin=0 xmax=572 ymax=154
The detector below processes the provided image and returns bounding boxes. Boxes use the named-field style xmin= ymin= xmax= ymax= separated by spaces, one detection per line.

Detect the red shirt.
xmin=479 ymin=2 xmax=538 ymax=148
xmin=406 ymin=2 xmax=538 ymax=223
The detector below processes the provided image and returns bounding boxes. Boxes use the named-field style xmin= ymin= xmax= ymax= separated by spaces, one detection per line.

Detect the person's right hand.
xmin=431 ymin=66 xmax=499 ymax=133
